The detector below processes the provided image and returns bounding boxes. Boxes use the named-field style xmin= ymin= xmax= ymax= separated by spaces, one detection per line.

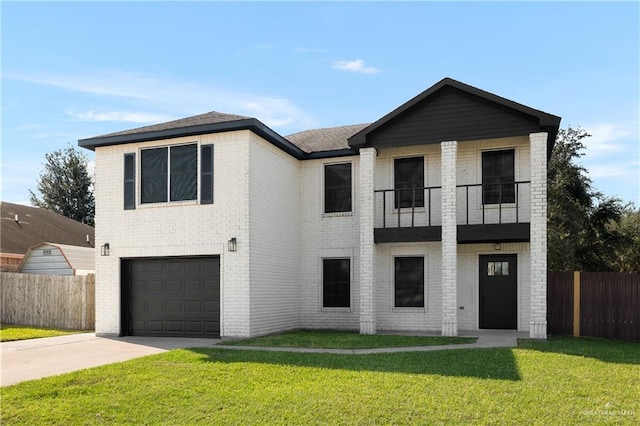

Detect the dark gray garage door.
xmin=122 ymin=256 xmax=220 ymax=337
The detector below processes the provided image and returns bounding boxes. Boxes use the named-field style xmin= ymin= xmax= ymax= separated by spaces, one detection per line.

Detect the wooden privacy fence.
xmin=548 ymin=271 xmax=640 ymax=342
xmin=1 ymin=272 xmax=95 ymax=330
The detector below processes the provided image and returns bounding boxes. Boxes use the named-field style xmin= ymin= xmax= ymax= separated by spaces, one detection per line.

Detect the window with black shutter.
xmin=140 ymin=144 xmax=199 ymax=204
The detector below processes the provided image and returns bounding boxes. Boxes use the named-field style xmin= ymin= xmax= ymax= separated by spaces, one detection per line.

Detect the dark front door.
xmin=122 ymin=256 xmax=220 ymax=337
xmin=479 ymin=254 xmax=517 ymax=329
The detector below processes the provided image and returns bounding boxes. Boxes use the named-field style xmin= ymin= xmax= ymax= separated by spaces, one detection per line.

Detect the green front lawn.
xmin=224 ymin=329 xmax=475 ymax=348
xmin=2 ymin=337 xmax=638 ymax=424
xmin=0 ymin=324 xmax=85 ymax=342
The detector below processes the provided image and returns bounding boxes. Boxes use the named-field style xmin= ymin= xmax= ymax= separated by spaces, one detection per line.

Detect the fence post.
xmin=573 ymin=271 xmax=581 ymax=337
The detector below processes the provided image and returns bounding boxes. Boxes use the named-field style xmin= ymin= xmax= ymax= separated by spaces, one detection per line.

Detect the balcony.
xmin=374 ymin=182 xmax=531 ymax=244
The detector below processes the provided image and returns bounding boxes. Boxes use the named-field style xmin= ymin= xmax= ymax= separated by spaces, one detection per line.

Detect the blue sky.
xmin=2 ymin=1 xmax=639 ymax=206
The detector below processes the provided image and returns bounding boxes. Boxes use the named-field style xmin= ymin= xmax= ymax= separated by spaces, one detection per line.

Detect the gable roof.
xmin=348 ymin=78 xmax=561 ymax=158
xmin=20 ymin=242 xmax=95 ymax=274
xmin=0 ymin=202 xmax=95 ymax=255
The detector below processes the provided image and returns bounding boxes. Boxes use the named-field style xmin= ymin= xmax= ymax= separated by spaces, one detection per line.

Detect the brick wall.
xmin=247 ymin=133 xmax=301 ymax=336
xmin=94 ymin=131 xmax=252 ymax=336
xmin=298 ymin=156 xmax=360 ymax=330
xmin=529 ymin=132 xmax=548 ymax=338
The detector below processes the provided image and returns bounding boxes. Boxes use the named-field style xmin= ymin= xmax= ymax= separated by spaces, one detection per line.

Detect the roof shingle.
xmin=0 ymin=202 xmax=95 ymax=254
xmin=286 ymin=123 xmax=369 ymax=153
xmin=89 ymin=111 xmax=251 ymax=139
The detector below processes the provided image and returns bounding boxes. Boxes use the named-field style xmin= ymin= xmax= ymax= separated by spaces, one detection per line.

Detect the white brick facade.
xmin=88 ymin=80 xmax=556 ymax=340
xmin=358 ymin=147 xmax=377 ymax=334
xmin=529 ymin=132 xmax=548 ymax=338
xmin=441 ymin=141 xmax=458 ymax=336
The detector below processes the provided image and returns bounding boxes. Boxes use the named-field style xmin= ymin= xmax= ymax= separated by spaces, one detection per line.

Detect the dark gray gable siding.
xmin=349 ymin=78 xmax=561 ymax=159
xmin=364 ymin=86 xmax=542 ymax=148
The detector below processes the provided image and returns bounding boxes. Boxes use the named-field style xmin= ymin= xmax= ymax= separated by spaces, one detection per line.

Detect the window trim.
xmin=322 ymin=161 xmax=354 ymax=216
xmin=481 ymin=148 xmax=516 ymax=206
xmin=136 ymin=142 xmax=214 ymax=207
xmin=393 ymin=156 xmax=425 ymax=209
xmin=320 ymin=257 xmax=352 ymax=311
xmin=393 ymin=255 xmax=426 ymax=309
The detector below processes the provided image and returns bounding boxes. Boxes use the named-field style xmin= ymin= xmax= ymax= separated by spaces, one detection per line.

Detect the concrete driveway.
xmin=1 ymin=333 xmax=220 ymax=387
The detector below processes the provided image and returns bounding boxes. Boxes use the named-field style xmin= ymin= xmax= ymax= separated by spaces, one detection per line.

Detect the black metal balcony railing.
xmin=374 ymin=187 xmax=441 ymax=228
xmin=374 ymin=182 xmax=530 ymax=229
xmin=457 ymin=181 xmax=530 ymax=225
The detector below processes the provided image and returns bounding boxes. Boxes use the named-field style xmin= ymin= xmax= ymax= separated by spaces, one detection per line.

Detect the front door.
xmin=479 ymin=254 xmax=517 ymax=329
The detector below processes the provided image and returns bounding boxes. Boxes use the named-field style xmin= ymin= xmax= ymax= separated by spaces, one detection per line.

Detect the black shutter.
xmin=124 ymin=153 xmax=136 ymax=210
xmin=201 ymin=145 xmax=214 ymax=204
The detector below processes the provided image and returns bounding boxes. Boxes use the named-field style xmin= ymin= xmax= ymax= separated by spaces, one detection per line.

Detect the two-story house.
xmin=79 ymin=78 xmax=560 ymax=339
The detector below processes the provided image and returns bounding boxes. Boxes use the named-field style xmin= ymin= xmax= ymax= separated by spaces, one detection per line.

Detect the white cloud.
xmin=583 ymin=123 xmax=629 ymax=154
xmin=6 ymin=70 xmax=318 ymax=132
xmin=332 ymin=59 xmax=381 ymax=74
xmin=5 ymin=72 xmax=152 ymax=100
xmin=68 ymin=110 xmax=176 ymax=124
xmin=587 ymin=160 xmax=639 ymax=179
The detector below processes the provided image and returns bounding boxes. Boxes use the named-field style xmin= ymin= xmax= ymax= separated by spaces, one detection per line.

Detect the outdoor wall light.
xmin=495 ymin=243 xmax=501 ymax=251
xmin=228 ymin=237 xmax=237 ymax=252
xmin=101 ymin=243 xmax=110 ymax=256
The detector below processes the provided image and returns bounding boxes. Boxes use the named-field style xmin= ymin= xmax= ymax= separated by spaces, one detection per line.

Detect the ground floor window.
xmin=394 ymin=256 xmax=424 ymax=307
xmin=322 ymin=258 xmax=350 ymax=308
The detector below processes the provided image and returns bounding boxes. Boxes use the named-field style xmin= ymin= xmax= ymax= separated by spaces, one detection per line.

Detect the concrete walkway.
xmin=215 ymin=330 xmax=527 ymax=354
xmin=1 ymin=330 xmax=526 ymax=387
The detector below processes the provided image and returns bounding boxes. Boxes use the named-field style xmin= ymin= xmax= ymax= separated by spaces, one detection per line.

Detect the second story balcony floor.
xmin=374 ymin=182 xmax=531 ymax=244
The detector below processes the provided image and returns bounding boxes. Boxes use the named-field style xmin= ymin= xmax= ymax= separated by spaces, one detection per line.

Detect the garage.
xmin=121 ymin=256 xmax=220 ymax=337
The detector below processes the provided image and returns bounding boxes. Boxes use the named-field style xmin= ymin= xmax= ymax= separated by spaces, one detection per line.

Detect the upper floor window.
xmin=324 ymin=163 xmax=352 ymax=213
xmin=394 ymin=157 xmax=424 ymax=208
xmin=127 ymin=143 xmax=212 ymax=208
xmin=482 ymin=149 xmax=515 ymax=205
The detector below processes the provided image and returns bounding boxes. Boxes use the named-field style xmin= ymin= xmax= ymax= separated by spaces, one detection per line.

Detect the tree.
xmin=608 ymin=205 xmax=640 ymax=273
xmin=548 ymin=127 xmax=630 ymax=272
xmin=29 ymin=145 xmax=95 ymax=226
xmin=548 ymin=127 xmax=594 ymax=271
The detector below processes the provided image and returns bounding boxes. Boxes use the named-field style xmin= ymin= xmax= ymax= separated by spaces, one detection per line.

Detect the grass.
xmin=2 ymin=336 xmax=638 ymax=424
xmin=223 ymin=329 xmax=476 ymax=348
xmin=0 ymin=324 xmax=85 ymax=342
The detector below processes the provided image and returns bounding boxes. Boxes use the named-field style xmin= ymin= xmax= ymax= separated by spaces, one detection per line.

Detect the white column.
xmin=529 ymin=132 xmax=548 ymax=339
xmin=441 ymin=141 xmax=458 ymax=336
xmin=359 ymin=147 xmax=377 ymax=334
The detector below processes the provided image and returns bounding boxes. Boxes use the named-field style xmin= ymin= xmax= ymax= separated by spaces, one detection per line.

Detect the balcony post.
xmin=441 ymin=140 xmax=458 ymax=336
xmin=359 ymin=147 xmax=377 ymax=334
xmin=529 ymin=132 xmax=548 ymax=338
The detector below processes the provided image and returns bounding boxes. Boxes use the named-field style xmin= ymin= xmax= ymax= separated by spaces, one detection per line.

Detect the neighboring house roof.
xmin=348 ymin=78 xmax=561 ymax=158
xmin=20 ymin=242 xmax=95 ymax=276
xmin=78 ymin=78 xmax=561 ymax=160
xmin=0 ymin=202 xmax=95 ymax=255
xmin=286 ymin=123 xmax=369 ymax=154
